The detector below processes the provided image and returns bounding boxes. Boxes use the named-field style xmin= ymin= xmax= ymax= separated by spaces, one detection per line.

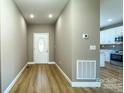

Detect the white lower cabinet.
xmin=100 ymin=50 xmax=114 ymax=67
xmin=100 ymin=52 xmax=105 ymax=67
xmin=104 ymin=51 xmax=110 ymax=62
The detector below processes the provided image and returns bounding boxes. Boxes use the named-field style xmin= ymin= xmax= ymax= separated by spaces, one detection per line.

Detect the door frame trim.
xmin=33 ymin=33 xmax=49 ymax=63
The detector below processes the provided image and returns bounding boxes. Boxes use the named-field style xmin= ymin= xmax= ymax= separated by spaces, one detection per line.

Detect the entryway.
xmin=33 ymin=33 xmax=49 ymax=63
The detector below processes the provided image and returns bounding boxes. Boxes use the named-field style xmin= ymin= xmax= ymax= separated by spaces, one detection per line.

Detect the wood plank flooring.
xmin=10 ymin=64 xmax=118 ymax=93
xmin=100 ymin=62 xmax=123 ymax=93
xmin=101 ymin=62 xmax=123 ymax=80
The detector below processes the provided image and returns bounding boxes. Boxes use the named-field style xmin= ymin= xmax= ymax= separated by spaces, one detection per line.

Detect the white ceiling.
xmin=15 ymin=0 xmax=123 ymax=26
xmin=15 ymin=0 xmax=69 ymax=24
xmin=100 ymin=0 xmax=123 ymax=28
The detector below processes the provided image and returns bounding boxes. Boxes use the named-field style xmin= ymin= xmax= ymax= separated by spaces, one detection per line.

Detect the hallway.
xmin=10 ymin=64 xmax=114 ymax=93
xmin=1 ymin=0 xmax=123 ymax=92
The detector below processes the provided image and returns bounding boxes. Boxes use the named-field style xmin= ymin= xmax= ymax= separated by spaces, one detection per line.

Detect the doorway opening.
xmin=33 ymin=33 xmax=49 ymax=63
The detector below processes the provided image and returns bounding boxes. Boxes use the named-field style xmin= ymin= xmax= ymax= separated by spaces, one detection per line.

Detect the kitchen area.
xmin=100 ymin=26 xmax=123 ymax=67
xmin=100 ymin=0 xmax=123 ymax=92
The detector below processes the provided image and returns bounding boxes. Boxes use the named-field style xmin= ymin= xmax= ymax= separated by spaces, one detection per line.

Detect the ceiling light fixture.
xmin=30 ymin=14 xmax=34 ymax=19
xmin=107 ymin=19 xmax=113 ymax=22
xmin=49 ymin=14 xmax=53 ymax=18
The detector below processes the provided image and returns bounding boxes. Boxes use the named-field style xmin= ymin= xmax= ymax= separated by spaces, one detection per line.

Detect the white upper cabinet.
xmin=100 ymin=31 xmax=105 ymax=44
xmin=100 ymin=26 xmax=123 ymax=44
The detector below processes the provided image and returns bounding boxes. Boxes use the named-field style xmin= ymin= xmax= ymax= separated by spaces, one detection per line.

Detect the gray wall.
xmin=0 ymin=19 xmax=1 ymax=93
xmin=55 ymin=0 xmax=100 ymax=82
xmin=71 ymin=0 xmax=100 ymax=81
xmin=27 ymin=24 xmax=55 ymax=62
xmin=0 ymin=11 xmax=1 ymax=92
xmin=1 ymin=0 xmax=27 ymax=92
xmin=55 ymin=1 xmax=73 ymax=80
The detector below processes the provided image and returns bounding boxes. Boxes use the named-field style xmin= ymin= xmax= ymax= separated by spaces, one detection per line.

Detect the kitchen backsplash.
xmin=100 ymin=44 xmax=123 ymax=50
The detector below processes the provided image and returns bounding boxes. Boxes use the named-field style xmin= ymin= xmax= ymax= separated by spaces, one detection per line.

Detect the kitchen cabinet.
xmin=105 ymin=31 xmax=110 ymax=44
xmin=100 ymin=31 xmax=105 ymax=44
xmin=100 ymin=50 xmax=114 ymax=63
xmin=104 ymin=51 xmax=111 ymax=62
xmin=100 ymin=31 xmax=109 ymax=44
xmin=100 ymin=51 xmax=105 ymax=67
xmin=100 ymin=26 xmax=123 ymax=44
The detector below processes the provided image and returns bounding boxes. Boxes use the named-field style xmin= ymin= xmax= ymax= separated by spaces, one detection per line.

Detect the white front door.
xmin=33 ymin=33 xmax=49 ymax=63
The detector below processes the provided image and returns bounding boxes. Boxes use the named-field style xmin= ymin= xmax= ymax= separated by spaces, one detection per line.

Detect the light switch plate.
xmin=89 ymin=45 xmax=96 ymax=50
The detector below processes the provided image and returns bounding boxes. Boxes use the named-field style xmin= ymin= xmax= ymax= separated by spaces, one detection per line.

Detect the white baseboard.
xmin=4 ymin=62 xmax=101 ymax=93
xmin=55 ymin=63 xmax=101 ymax=88
xmin=48 ymin=62 xmax=56 ymax=64
xmin=55 ymin=63 xmax=72 ymax=85
xmin=4 ymin=62 xmax=55 ymax=93
xmin=27 ymin=62 xmax=36 ymax=64
xmin=27 ymin=62 xmax=55 ymax=65
xmin=27 ymin=62 xmax=48 ymax=64
xmin=4 ymin=63 xmax=28 ymax=93
xmin=71 ymin=81 xmax=101 ymax=87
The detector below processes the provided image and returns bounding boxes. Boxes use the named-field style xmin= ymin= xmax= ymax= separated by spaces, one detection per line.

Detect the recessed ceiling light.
xmin=30 ymin=14 xmax=34 ymax=18
xmin=49 ymin=14 xmax=53 ymax=18
xmin=107 ymin=19 xmax=113 ymax=22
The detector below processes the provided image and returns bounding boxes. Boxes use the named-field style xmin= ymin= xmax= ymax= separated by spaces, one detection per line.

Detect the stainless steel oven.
xmin=111 ymin=54 xmax=123 ymax=62
xmin=110 ymin=53 xmax=123 ymax=66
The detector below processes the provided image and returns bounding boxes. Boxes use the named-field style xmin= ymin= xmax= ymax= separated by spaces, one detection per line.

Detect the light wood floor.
xmin=10 ymin=64 xmax=118 ymax=93
xmin=100 ymin=62 xmax=123 ymax=93
xmin=101 ymin=62 xmax=123 ymax=81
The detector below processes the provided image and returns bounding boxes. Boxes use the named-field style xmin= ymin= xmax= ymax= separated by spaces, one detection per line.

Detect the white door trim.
xmin=33 ymin=33 xmax=49 ymax=63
